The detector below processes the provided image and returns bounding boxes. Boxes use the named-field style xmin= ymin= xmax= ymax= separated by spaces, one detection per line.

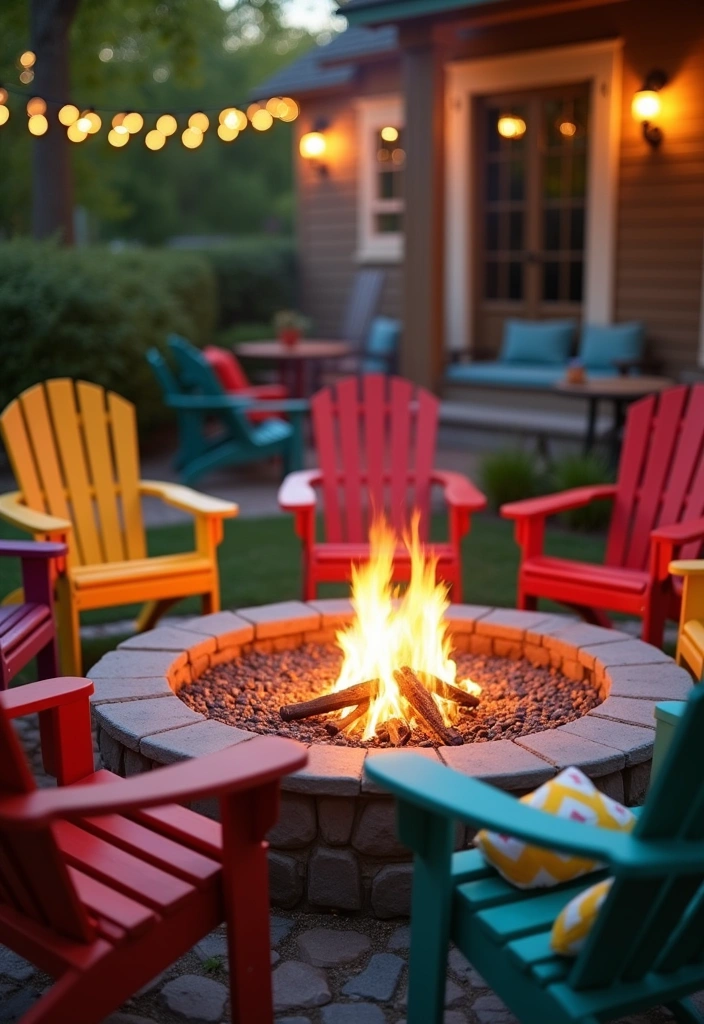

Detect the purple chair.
xmin=0 ymin=540 xmax=66 ymax=688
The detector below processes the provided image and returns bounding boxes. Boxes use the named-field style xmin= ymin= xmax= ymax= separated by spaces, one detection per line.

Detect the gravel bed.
xmin=179 ymin=643 xmax=601 ymax=747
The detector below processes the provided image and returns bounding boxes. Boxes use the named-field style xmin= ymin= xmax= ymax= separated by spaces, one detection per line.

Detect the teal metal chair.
xmin=366 ymin=683 xmax=704 ymax=1024
xmin=147 ymin=337 xmax=306 ymax=486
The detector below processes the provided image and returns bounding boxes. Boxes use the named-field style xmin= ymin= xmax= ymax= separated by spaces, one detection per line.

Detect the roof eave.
xmin=342 ymin=0 xmax=508 ymax=27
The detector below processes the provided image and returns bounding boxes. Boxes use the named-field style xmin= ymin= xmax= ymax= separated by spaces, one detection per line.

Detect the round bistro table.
xmin=236 ymin=339 xmax=353 ymax=397
xmin=555 ymin=375 xmax=675 ymax=462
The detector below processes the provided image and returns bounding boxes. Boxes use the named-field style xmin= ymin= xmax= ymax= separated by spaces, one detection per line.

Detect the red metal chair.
xmin=0 ymin=540 xmax=65 ymax=689
xmin=502 ymin=384 xmax=704 ymax=647
xmin=278 ymin=374 xmax=487 ymax=600
xmin=203 ymin=346 xmax=288 ymax=423
xmin=0 ymin=675 xmax=306 ymax=1024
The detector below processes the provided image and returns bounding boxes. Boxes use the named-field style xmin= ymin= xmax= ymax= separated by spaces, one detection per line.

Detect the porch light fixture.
xmin=497 ymin=115 xmax=526 ymax=140
xmin=632 ymin=70 xmax=667 ymax=148
xmin=299 ymin=118 xmax=329 ymax=176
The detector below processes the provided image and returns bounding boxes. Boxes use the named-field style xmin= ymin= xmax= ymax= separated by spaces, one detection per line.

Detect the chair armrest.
xmin=0 ymin=540 xmax=67 ymax=560
xmin=0 ymin=677 xmax=94 ymax=719
xmin=0 ymin=492 xmax=72 ymax=536
xmin=670 ymin=560 xmax=704 ymax=577
xmin=0 ymin=736 xmax=307 ymax=830
xmin=165 ymin=394 xmax=308 ymax=415
xmin=139 ymin=481 xmax=238 ymax=518
xmin=432 ymin=471 xmax=487 ymax=512
xmin=501 ymin=485 xmax=617 ymax=520
xmin=278 ymin=470 xmax=321 ymax=511
xmin=651 ymin=519 xmax=704 ymax=545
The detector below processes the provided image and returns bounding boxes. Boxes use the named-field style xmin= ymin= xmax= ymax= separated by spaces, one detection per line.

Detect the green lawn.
xmin=1 ymin=512 xmax=606 ymax=672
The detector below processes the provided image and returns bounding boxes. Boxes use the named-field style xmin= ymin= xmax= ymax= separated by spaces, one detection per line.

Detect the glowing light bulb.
xmin=632 ymin=89 xmax=661 ymax=122
xmin=299 ymin=131 xmax=326 ymax=159
xmin=19 ymin=51 xmax=36 ymax=69
xmin=123 ymin=111 xmax=144 ymax=134
xmin=156 ymin=113 xmax=177 ymax=136
xmin=112 ymin=112 xmax=126 ymax=127
xmin=0 ymin=88 xmax=8 ymax=104
xmin=108 ymin=128 xmax=129 ymax=147
xmin=67 ymin=123 xmax=87 ymax=142
xmin=266 ymin=97 xmax=282 ymax=115
xmin=278 ymin=97 xmax=298 ymax=122
xmin=182 ymin=126 xmax=203 ymax=149
xmin=76 ymin=116 xmax=92 ymax=132
xmin=188 ymin=111 xmax=209 ymax=132
xmin=145 ymin=129 xmax=165 ymax=150
xmin=19 ymin=70 xmax=34 ymax=85
xmin=58 ymin=104 xmax=79 ymax=125
xmin=559 ymin=121 xmax=577 ymax=137
xmin=28 ymin=113 xmax=48 ymax=135
xmin=217 ymin=123 xmax=238 ymax=142
xmin=380 ymin=126 xmax=398 ymax=142
xmin=26 ymin=96 xmax=46 ymax=116
xmin=247 ymin=103 xmax=261 ymax=120
xmin=251 ymin=108 xmax=273 ymax=131
xmin=0 ymin=106 xmax=10 ymax=127
xmin=497 ymin=115 xmax=527 ymax=139
xmin=84 ymin=111 xmax=101 ymax=134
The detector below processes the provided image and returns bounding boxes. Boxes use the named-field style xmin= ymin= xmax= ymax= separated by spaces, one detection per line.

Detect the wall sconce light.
xmin=299 ymin=118 xmax=329 ymax=176
xmin=632 ymin=70 xmax=667 ymax=148
xmin=497 ymin=114 xmax=527 ymax=140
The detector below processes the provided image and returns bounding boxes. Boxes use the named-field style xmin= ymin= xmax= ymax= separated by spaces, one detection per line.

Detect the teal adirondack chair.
xmin=147 ymin=337 xmax=306 ymax=486
xmin=366 ymin=684 xmax=704 ymax=1024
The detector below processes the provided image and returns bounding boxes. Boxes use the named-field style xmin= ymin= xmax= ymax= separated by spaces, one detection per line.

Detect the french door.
xmin=474 ymin=83 xmax=591 ymax=356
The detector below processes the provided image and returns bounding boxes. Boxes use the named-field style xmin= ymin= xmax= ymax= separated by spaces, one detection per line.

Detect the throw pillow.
xmin=551 ymin=878 xmax=613 ymax=956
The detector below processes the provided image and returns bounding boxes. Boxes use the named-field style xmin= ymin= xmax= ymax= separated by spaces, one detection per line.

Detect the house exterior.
xmin=254 ymin=0 xmax=704 ymax=389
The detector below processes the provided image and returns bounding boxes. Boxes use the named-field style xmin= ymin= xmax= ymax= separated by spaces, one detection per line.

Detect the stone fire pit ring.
xmin=90 ymin=601 xmax=692 ymax=917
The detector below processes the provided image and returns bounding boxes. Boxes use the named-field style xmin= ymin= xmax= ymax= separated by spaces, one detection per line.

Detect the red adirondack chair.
xmin=203 ymin=346 xmax=288 ymax=423
xmin=0 ymin=540 xmax=65 ymax=688
xmin=502 ymin=384 xmax=704 ymax=647
xmin=278 ymin=375 xmax=487 ymax=600
xmin=0 ymin=675 xmax=306 ymax=1024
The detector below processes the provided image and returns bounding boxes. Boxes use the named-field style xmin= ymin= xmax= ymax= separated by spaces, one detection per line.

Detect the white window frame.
xmin=355 ymin=95 xmax=405 ymax=264
xmin=444 ymin=38 xmax=623 ymax=354
xmin=699 ymin=231 xmax=704 ymax=367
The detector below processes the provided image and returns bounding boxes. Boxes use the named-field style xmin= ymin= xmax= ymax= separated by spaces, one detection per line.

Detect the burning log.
xmin=280 ymin=680 xmax=379 ymax=723
xmin=426 ymin=674 xmax=480 ymax=709
xmin=325 ymin=701 xmax=369 ymax=737
xmin=394 ymin=666 xmax=464 ymax=747
xmin=387 ymin=717 xmax=411 ymax=747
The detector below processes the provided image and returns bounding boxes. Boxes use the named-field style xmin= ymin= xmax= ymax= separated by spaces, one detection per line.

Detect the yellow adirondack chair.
xmin=670 ymin=559 xmax=704 ymax=680
xmin=0 ymin=380 xmax=238 ymax=674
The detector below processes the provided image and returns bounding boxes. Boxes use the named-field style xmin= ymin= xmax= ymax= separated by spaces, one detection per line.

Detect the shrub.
xmin=550 ymin=453 xmax=614 ymax=532
xmin=200 ymin=237 xmax=297 ymax=329
xmin=0 ymin=240 xmax=216 ymax=434
xmin=480 ymin=449 xmax=544 ymax=511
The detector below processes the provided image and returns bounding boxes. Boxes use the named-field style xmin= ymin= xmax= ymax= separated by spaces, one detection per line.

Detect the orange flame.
xmin=333 ymin=513 xmax=480 ymax=739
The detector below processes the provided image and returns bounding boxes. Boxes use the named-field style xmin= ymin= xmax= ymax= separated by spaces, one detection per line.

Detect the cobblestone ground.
xmin=2 ymin=718 xmax=685 ymax=1024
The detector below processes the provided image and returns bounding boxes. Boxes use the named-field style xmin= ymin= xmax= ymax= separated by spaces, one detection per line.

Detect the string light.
xmin=0 ymin=106 xmax=9 ymax=127
xmin=18 ymin=51 xmax=36 ymax=69
xmin=83 ymin=111 xmax=102 ymax=134
xmin=19 ymin=70 xmax=34 ymax=85
xmin=108 ymin=127 xmax=129 ymax=147
xmin=251 ymin=108 xmax=273 ymax=131
xmin=75 ymin=115 xmax=92 ymax=132
xmin=112 ymin=112 xmax=126 ymax=127
xmin=188 ymin=111 xmax=209 ymax=132
xmin=220 ymin=107 xmax=246 ymax=131
xmin=67 ymin=123 xmax=87 ymax=143
xmin=0 ymin=88 xmax=8 ymax=105
xmin=156 ymin=113 xmax=177 ymax=136
xmin=28 ymin=113 xmax=47 ymax=135
xmin=26 ymin=96 xmax=45 ymax=116
xmin=278 ymin=97 xmax=298 ymax=122
xmin=145 ymin=128 xmax=165 ymax=150
xmin=58 ymin=103 xmax=79 ymax=125
xmin=381 ymin=126 xmax=398 ymax=142
xmin=217 ymin=123 xmax=238 ymax=142
xmin=181 ymin=126 xmax=203 ymax=148
xmin=123 ymin=111 xmax=144 ymax=134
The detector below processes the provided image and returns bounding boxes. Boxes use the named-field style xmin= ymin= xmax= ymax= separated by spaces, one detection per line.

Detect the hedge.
xmin=0 ymin=240 xmax=216 ymax=433
xmin=200 ymin=236 xmax=297 ymax=329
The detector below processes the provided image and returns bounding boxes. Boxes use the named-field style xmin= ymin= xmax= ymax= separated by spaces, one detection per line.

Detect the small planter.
xmin=279 ymin=328 xmax=301 ymax=349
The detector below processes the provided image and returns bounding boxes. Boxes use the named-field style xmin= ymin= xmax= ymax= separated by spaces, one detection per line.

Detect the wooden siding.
xmin=295 ymin=65 xmax=403 ymax=341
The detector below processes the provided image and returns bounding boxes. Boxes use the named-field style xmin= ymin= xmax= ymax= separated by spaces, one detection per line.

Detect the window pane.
xmin=509 ymin=160 xmax=525 ymax=201
xmin=543 ymin=156 xmax=563 ymax=199
xmin=485 ymin=261 xmax=499 ymax=299
xmin=378 ymin=170 xmax=402 ymax=200
xmin=509 ymin=211 xmax=523 ymax=251
xmin=569 ymin=261 xmax=583 ymax=302
xmin=487 ymin=161 xmax=500 ymax=202
xmin=544 ymin=209 xmax=561 ymax=251
xmin=486 ymin=212 xmax=499 ymax=251
xmin=375 ymin=212 xmax=403 ymax=234
xmin=509 ymin=261 xmax=523 ymax=300
xmin=571 ymin=154 xmax=587 ymax=198
xmin=486 ymin=107 xmax=501 ymax=154
xmin=543 ymin=261 xmax=560 ymax=301
xmin=570 ymin=207 xmax=585 ymax=251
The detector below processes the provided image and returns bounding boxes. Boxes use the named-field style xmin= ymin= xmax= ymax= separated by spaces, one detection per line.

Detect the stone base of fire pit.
xmin=90 ymin=602 xmax=692 ymax=917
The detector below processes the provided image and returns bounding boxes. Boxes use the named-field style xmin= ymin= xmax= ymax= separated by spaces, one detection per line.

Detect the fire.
xmin=333 ymin=513 xmax=481 ymax=739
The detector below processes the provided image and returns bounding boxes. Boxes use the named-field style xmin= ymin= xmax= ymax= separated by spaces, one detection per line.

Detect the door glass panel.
xmin=543 ymin=156 xmax=563 ymax=199
xmin=543 ymin=261 xmax=560 ymax=301
xmin=486 ymin=212 xmax=499 ymax=251
xmin=509 ymin=161 xmax=525 ymax=201
xmin=486 ymin=162 xmax=500 ymax=202
xmin=570 ymin=207 xmax=584 ymax=250
xmin=509 ymin=262 xmax=523 ymax=300
xmin=544 ymin=209 xmax=561 ymax=251
xmin=485 ymin=261 xmax=499 ymax=299
xmin=569 ymin=261 xmax=583 ymax=302
xmin=509 ymin=211 xmax=523 ymax=250
xmin=571 ymin=154 xmax=587 ymax=198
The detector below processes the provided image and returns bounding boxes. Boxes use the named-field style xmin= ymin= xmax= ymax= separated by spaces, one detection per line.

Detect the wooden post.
xmin=399 ymin=27 xmax=445 ymax=389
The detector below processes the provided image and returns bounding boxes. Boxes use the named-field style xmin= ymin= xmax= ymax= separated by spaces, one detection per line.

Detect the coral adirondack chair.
xmin=502 ymin=385 xmax=704 ymax=647
xmin=0 ymin=540 xmax=65 ymax=688
xmin=0 ymin=379 xmax=238 ymax=675
xmin=203 ymin=345 xmax=289 ymax=423
xmin=366 ymin=683 xmax=704 ymax=1024
xmin=0 ymin=675 xmax=306 ymax=1024
xmin=670 ymin=558 xmax=704 ymax=680
xmin=148 ymin=337 xmax=306 ymax=485
xmin=278 ymin=375 xmax=487 ymax=600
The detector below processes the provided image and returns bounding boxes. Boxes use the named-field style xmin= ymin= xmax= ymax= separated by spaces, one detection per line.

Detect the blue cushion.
xmin=361 ymin=317 xmax=400 ymax=374
xmin=500 ymin=319 xmax=576 ymax=365
xmin=446 ymin=362 xmax=569 ymax=389
xmin=579 ymin=323 xmax=644 ymax=371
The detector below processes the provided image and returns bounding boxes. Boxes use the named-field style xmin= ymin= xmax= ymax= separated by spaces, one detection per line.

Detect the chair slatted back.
xmin=311 ymin=375 xmax=439 ymax=543
xmin=339 ymin=269 xmax=385 ymax=348
xmin=569 ymin=683 xmax=704 ymax=990
xmin=0 ymin=380 xmax=146 ymax=567
xmin=0 ymin=696 xmax=93 ymax=942
xmin=167 ymin=336 xmax=255 ymax=442
xmin=606 ymin=385 xmax=704 ymax=570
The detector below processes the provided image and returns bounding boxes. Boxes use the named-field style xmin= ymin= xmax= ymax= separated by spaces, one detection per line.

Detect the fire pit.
xmin=90 ymin=520 xmax=692 ymax=916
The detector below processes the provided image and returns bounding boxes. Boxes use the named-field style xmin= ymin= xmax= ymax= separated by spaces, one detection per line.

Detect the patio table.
xmin=555 ymin=374 xmax=674 ymax=462
xmin=236 ymin=339 xmax=353 ymax=397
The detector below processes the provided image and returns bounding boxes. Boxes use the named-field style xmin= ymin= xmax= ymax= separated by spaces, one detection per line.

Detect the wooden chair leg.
xmin=202 ymin=587 xmax=220 ymax=615
xmin=517 ymin=586 xmax=538 ymax=612
xmin=56 ymin=583 xmax=82 ymax=676
xmin=564 ymin=604 xmax=613 ymax=629
xmin=136 ymin=597 xmax=180 ymax=633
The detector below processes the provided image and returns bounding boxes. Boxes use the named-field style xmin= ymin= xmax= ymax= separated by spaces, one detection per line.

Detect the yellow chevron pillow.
xmin=551 ymin=879 xmax=613 ymax=955
xmin=475 ymin=767 xmax=635 ymax=889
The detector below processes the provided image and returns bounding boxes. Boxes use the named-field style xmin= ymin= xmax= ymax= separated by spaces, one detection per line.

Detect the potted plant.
xmin=274 ymin=310 xmax=310 ymax=349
